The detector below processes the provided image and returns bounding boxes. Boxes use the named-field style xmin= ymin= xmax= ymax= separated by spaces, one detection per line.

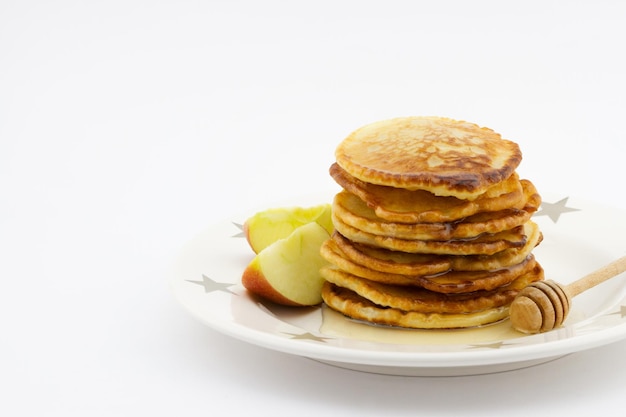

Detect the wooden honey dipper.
xmin=509 ymin=255 xmax=626 ymax=334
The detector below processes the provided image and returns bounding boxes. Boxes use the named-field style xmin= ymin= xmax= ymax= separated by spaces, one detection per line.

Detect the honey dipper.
xmin=509 ymin=255 xmax=626 ymax=334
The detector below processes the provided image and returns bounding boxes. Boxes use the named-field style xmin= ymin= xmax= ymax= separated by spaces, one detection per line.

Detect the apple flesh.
xmin=243 ymin=204 xmax=333 ymax=254
xmin=241 ymin=222 xmax=331 ymax=306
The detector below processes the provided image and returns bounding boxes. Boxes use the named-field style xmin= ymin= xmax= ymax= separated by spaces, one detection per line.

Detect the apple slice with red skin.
xmin=242 ymin=222 xmax=331 ymax=306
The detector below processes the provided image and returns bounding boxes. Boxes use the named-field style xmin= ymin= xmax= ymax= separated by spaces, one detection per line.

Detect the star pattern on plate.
xmin=187 ymin=274 xmax=237 ymax=295
xmin=231 ymin=222 xmax=245 ymax=238
xmin=534 ymin=197 xmax=581 ymax=223
xmin=607 ymin=305 xmax=626 ymax=319
xmin=283 ymin=331 xmax=330 ymax=343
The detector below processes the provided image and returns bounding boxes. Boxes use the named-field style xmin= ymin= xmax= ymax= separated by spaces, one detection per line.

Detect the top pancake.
xmin=335 ymin=116 xmax=522 ymax=200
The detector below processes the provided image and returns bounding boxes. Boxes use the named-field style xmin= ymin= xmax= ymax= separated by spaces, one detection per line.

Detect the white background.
xmin=1 ymin=1 xmax=625 ymax=416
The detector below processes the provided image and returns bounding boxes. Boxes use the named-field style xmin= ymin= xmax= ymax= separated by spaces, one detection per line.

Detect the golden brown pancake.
xmin=332 ymin=213 xmax=528 ymax=256
xmin=321 ymin=282 xmax=511 ymax=329
xmin=330 ymin=163 xmax=526 ymax=223
xmin=321 ymin=221 xmax=542 ymax=279
xmin=321 ymin=237 xmax=448 ymax=285
xmin=332 ymin=184 xmax=540 ymax=241
xmin=334 ymin=116 xmax=522 ymax=200
xmin=322 ymin=233 xmax=450 ymax=277
xmin=321 ymin=116 xmax=544 ymax=330
xmin=322 ymin=237 xmax=541 ymax=293
xmin=320 ymin=265 xmax=543 ymax=313
xmin=418 ymin=255 xmax=542 ymax=293
xmin=447 ymin=222 xmax=542 ymax=271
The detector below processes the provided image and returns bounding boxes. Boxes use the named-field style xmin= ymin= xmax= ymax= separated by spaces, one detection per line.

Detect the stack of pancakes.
xmin=320 ymin=116 xmax=544 ymax=329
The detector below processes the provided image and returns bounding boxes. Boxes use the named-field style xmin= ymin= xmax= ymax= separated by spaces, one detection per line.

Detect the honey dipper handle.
xmin=566 ymin=255 xmax=626 ymax=298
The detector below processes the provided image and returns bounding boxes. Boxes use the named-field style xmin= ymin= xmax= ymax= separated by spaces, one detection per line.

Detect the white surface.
xmin=2 ymin=0 xmax=626 ymax=415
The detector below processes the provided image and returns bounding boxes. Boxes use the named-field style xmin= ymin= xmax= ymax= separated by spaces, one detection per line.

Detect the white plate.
xmin=170 ymin=192 xmax=626 ymax=376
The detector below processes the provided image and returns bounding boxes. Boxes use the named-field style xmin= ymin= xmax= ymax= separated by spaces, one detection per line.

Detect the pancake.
xmin=323 ymin=233 xmax=450 ymax=277
xmin=321 ymin=282 xmax=511 ymax=329
xmin=320 ymin=116 xmax=544 ymax=330
xmin=320 ymin=265 xmax=543 ymax=313
xmin=322 ymin=221 xmax=542 ymax=279
xmin=330 ymin=163 xmax=526 ymax=223
xmin=322 ymin=236 xmax=541 ymax=293
xmin=418 ymin=255 xmax=542 ymax=293
xmin=332 ymin=181 xmax=540 ymax=240
xmin=334 ymin=116 xmax=522 ymax=200
xmin=321 ymin=237 xmax=449 ymax=285
xmin=332 ymin=213 xmax=528 ymax=256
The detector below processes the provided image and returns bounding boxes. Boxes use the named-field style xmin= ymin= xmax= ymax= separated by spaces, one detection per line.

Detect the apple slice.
xmin=243 ymin=204 xmax=333 ymax=254
xmin=241 ymin=222 xmax=331 ymax=306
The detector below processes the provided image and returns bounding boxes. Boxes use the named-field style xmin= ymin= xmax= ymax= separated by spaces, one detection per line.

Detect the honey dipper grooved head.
xmin=509 ymin=280 xmax=571 ymax=334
